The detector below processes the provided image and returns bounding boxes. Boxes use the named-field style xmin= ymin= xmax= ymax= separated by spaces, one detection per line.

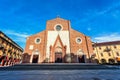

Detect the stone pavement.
xmin=0 ymin=70 xmax=120 ymax=80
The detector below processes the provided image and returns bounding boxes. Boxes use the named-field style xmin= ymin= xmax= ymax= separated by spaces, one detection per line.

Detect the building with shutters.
xmin=92 ymin=41 xmax=120 ymax=64
xmin=0 ymin=31 xmax=23 ymax=66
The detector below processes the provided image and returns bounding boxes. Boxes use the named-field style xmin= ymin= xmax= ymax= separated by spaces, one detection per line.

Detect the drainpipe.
xmin=85 ymin=36 xmax=91 ymax=63
xmin=68 ymin=20 xmax=71 ymax=63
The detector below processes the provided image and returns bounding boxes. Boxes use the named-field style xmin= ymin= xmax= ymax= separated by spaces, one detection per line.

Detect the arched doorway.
xmin=22 ymin=53 xmax=30 ymax=63
xmin=78 ymin=55 xmax=85 ymax=63
xmin=101 ymin=59 xmax=106 ymax=64
xmin=108 ymin=58 xmax=115 ymax=64
xmin=55 ymin=52 xmax=62 ymax=63
xmin=77 ymin=49 xmax=85 ymax=63
xmin=51 ymin=35 xmax=66 ymax=63
xmin=32 ymin=50 xmax=39 ymax=63
xmin=94 ymin=59 xmax=99 ymax=64
xmin=0 ymin=56 xmax=6 ymax=66
xmin=32 ymin=55 xmax=39 ymax=63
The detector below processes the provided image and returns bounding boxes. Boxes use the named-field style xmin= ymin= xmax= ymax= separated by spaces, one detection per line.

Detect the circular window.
xmin=76 ymin=37 xmax=82 ymax=44
xmin=35 ymin=38 xmax=41 ymax=44
xmin=56 ymin=25 xmax=62 ymax=31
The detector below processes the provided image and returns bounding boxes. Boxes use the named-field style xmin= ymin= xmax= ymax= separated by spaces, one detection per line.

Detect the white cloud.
xmin=80 ymin=1 xmax=120 ymax=22
xmin=14 ymin=37 xmax=26 ymax=43
xmin=92 ymin=33 xmax=120 ymax=42
xmin=4 ymin=30 xmax=30 ymax=43
xmin=4 ymin=30 xmax=29 ymax=38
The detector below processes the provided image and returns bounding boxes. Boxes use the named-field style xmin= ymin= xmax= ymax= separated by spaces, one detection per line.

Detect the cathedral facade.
xmin=23 ymin=17 xmax=93 ymax=63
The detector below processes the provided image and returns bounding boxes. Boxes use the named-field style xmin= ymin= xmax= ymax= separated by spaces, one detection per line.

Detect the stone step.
xmin=0 ymin=63 xmax=119 ymax=70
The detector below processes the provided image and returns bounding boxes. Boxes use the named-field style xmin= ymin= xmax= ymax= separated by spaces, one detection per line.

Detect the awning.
xmin=116 ymin=57 xmax=120 ymax=61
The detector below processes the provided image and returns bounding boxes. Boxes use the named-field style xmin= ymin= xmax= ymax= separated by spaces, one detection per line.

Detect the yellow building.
xmin=93 ymin=41 xmax=120 ymax=64
xmin=0 ymin=31 xmax=23 ymax=66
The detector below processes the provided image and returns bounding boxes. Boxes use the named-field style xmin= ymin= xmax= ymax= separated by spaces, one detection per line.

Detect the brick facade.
xmin=23 ymin=17 xmax=93 ymax=63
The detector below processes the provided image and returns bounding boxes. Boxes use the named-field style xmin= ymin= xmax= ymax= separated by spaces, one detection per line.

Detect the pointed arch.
xmin=50 ymin=35 xmax=66 ymax=63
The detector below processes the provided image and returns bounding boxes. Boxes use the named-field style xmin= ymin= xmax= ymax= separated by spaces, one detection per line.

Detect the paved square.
xmin=0 ymin=70 xmax=120 ymax=80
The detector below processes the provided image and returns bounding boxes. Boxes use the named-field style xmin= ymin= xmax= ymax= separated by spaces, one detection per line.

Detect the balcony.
xmin=13 ymin=52 xmax=17 ymax=55
xmin=104 ymin=47 xmax=111 ymax=52
xmin=0 ymin=44 xmax=4 ymax=49
xmin=8 ymin=48 xmax=12 ymax=52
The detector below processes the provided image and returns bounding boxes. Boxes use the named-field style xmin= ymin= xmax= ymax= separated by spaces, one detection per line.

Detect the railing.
xmin=104 ymin=47 xmax=111 ymax=52
xmin=0 ymin=44 xmax=4 ymax=49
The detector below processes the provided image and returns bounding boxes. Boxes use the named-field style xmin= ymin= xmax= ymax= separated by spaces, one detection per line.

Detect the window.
xmin=56 ymin=25 xmax=62 ymax=31
xmin=76 ymin=37 xmax=82 ymax=44
xmin=108 ymin=53 xmax=111 ymax=56
xmin=29 ymin=45 xmax=33 ymax=50
xmin=116 ymin=52 xmax=119 ymax=56
xmin=36 ymin=39 xmax=40 ymax=43
xmin=35 ymin=38 xmax=41 ymax=44
xmin=106 ymin=46 xmax=108 ymax=48
xmin=34 ymin=50 xmax=39 ymax=55
xmin=114 ymin=45 xmax=117 ymax=49
xmin=54 ymin=24 xmax=63 ymax=31
xmin=101 ymin=53 xmax=103 ymax=57
xmin=99 ymin=47 xmax=101 ymax=50
xmin=77 ymin=38 xmax=81 ymax=42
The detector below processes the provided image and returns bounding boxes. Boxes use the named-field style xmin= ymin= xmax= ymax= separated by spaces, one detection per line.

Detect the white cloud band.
xmin=92 ymin=33 xmax=120 ymax=42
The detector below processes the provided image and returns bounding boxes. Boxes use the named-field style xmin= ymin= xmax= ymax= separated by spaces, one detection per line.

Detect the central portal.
xmin=55 ymin=52 xmax=62 ymax=63
xmin=32 ymin=55 xmax=39 ymax=63
xmin=78 ymin=55 xmax=85 ymax=63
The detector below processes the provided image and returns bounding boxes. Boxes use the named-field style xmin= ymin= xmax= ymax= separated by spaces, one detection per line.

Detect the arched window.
xmin=108 ymin=53 xmax=111 ymax=56
xmin=108 ymin=59 xmax=115 ymax=64
xmin=101 ymin=59 xmax=106 ymax=64
xmin=100 ymin=53 xmax=103 ymax=57
xmin=116 ymin=52 xmax=119 ymax=56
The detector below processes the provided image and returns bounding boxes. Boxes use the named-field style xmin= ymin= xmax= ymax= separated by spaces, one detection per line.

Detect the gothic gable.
xmin=53 ymin=35 xmax=64 ymax=50
xmin=46 ymin=17 xmax=70 ymax=31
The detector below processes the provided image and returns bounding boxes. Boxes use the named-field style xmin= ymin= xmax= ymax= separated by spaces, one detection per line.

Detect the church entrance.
xmin=32 ymin=55 xmax=39 ymax=63
xmin=55 ymin=52 xmax=62 ymax=63
xmin=78 ymin=55 xmax=85 ymax=63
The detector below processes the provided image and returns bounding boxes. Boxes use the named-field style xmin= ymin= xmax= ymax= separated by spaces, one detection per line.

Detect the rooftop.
xmin=93 ymin=41 xmax=120 ymax=46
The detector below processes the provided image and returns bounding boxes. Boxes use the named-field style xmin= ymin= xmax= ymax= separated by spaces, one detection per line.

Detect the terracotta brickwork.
xmin=50 ymin=35 xmax=66 ymax=63
xmin=70 ymin=29 xmax=93 ymax=62
xmin=46 ymin=18 xmax=70 ymax=31
xmin=24 ymin=31 xmax=46 ymax=63
xmin=23 ymin=17 xmax=93 ymax=63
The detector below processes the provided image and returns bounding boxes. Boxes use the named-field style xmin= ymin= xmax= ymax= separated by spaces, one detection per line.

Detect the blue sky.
xmin=0 ymin=0 xmax=120 ymax=48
